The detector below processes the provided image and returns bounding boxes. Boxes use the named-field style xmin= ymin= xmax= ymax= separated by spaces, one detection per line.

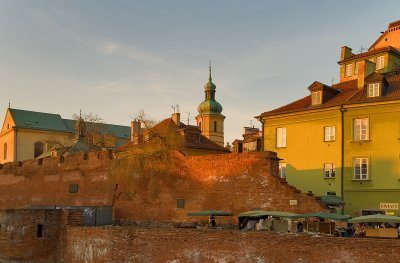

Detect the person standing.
xmin=209 ymin=214 xmax=216 ymax=227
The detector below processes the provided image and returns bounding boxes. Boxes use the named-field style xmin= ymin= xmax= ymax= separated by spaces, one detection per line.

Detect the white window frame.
xmin=276 ymin=127 xmax=286 ymax=148
xmin=324 ymin=163 xmax=335 ymax=178
xmin=311 ymin=91 xmax=322 ymax=105
xmin=345 ymin=64 xmax=353 ymax=77
xmin=376 ymin=56 xmax=384 ymax=70
xmin=324 ymin=126 xmax=336 ymax=141
xmin=353 ymin=157 xmax=369 ymax=180
xmin=353 ymin=118 xmax=369 ymax=141
xmin=368 ymin=83 xmax=380 ymax=98
xmin=279 ymin=162 xmax=286 ymax=179
xmin=354 ymin=62 xmax=360 ymax=75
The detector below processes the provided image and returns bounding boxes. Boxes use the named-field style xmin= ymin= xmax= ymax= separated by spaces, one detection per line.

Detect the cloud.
xmin=99 ymin=43 xmax=120 ymax=55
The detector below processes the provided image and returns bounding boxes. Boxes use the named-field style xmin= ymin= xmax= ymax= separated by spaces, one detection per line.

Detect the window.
xmin=3 ymin=143 xmax=6 ymax=160
xmin=279 ymin=163 xmax=286 ymax=179
xmin=214 ymin=121 xmax=217 ymax=132
xmin=376 ymin=56 xmax=384 ymax=70
xmin=176 ymin=199 xmax=185 ymax=209
xmin=324 ymin=126 xmax=336 ymax=141
xmin=345 ymin=64 xmax=353 ymax=77
xmin=37 ymin=224 xmax=44 ymax=238
xmin=276 ymin=127 xmax=286 ymax=148
xmin=353 ymin=118 xmax=369 ymax=141
xmin=354 ymin=62 xmax=360 ymax=75
xmin=353 ymin=157 xmax=369 ymax=180
xmin=324 ymin=163 xmax=335 ymax=178
xmin=368 ymin=83 xmax=380 ymax=97
xmin=198 ymin=121 xmax=201 ymax=129
xmin=34 ymin=141 xmax=44 ymax=158
xmin=311 ymin=91 xmax=322 ymax=105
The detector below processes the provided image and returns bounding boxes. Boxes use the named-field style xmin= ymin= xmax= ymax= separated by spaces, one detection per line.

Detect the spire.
xmin=209 ymin=61 xmax=212 ymax=81
xmin=76 ymin=110 xmax=86 ymax=139
xmin=8 ymin=99 xmax=10 ymax=108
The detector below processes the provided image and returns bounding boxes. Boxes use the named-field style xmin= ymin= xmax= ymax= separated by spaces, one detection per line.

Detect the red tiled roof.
xmin=115 ymin=117 xmax=229 ymax=153
xmin=260 ymin=74 xmax=400 ymax=117
xmin=339 ymin=46 xmax=400 ymax=64
xmin=348 ymin=73 xmax=400 ymax=102
xmin=259 ymin=80 xmax=358 ymax=117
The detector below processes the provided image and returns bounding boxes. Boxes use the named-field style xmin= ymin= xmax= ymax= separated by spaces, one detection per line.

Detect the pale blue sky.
xmin=1 ymin=1 xmax=400 ymax=144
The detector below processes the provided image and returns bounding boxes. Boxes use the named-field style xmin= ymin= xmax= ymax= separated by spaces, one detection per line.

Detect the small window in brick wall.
xmin=37 ymin=224 xmax=44 ymax=238
xmin=177 ymin=199 xmax=185 ymax=209
xmin=69 ymin=184 xmax=79 ymax=193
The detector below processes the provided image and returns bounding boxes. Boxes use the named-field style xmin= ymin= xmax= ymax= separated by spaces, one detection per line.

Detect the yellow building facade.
xmin=0 ymin=108 xmax=130 ymax=164
xmin=258 ymin=20 xmax=400 ymax=216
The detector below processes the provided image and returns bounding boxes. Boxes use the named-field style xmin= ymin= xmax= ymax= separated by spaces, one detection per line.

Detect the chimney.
xmin=358 ymin=60 xmax=376 ymax=89
xmin=130 ymin=120 xmax=142 ymax=143
xmin=340 ymin=46 xmax=353 ymax=61
xmin=171 ymin=113 xmax=180 ymax=126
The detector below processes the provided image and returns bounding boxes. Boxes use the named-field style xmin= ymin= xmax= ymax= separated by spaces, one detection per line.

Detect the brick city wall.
xmin=0 ymin=151 xmax=114 ymax=208
xmin=0 ymin=209 xmax=62 ymax=263
xmin=111 ymin=151 xmax=326 ymax=223
xmin=61 ymin=226 xmax=400 ymax=263
xmin=0 ymin=151 xmax=325 ymax=223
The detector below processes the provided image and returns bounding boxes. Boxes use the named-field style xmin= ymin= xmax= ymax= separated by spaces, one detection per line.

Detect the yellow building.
xmin=257 ymin=20 xmax=400 ymax=216
xmin=0 ymin=108 xmax=130 ymax=164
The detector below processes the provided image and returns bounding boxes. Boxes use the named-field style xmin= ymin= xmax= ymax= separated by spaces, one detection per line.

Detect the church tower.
xmin=196 ymin=65 xmax=225 ymax=147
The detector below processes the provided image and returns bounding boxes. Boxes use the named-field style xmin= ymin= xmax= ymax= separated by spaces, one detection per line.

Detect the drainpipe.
xmin=259 ymin=119 xmax=265 ymax=152
xmin=14 ymin=127 xmax=18 ymax=162
xmin=340 ymin=105 xmax=345 ymax=215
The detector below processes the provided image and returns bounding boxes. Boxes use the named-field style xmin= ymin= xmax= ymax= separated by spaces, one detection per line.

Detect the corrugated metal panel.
xmin=95 ymin=206 xmax=113 ymax=226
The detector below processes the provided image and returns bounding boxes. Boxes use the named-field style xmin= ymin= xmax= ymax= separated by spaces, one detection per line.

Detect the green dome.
xmin=197 ymin=99 xmax=223 ymax=115
xmin=204 ymin=79 xmax=216 ymax=91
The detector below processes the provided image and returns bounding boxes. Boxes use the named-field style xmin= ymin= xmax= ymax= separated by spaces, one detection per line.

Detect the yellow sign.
xmin=385 ymin=211 xmax=395 ymax=216
xmin=380 ymin=203 xmax=399 ymax=210
xmin=289 ymin=200 xmax=298 ymax=206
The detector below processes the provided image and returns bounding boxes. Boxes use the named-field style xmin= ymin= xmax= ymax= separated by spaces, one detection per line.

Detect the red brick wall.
xmin=0 ymin=151 xmax=114 ymax=208
xmin=0 ymin=151 xmax=325 ymax=224
xmin=112 ymin=151 xmax=326 ymax=223
xmin=0 ymin=209 xmax=62 ymax=263
xmin=61 ymin=226 xmax=400 ymax=263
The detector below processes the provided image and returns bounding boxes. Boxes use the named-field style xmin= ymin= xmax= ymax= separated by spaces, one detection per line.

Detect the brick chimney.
xmin=131 ymin=120 xmax=142 ymax=144
xmin=340 ymin=46 xmax=353 ymax=61
xmin=171 ymin=113 xmax=180 ymax=126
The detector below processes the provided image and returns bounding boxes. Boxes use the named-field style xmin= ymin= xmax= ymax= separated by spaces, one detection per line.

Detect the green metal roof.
xmin=9 ymin=108 xmax=130 ymax=139
xmin=9 ymin=108 xmax=70 ymax=133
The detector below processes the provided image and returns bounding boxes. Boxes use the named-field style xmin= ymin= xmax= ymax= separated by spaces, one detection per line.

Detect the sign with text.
xmin=289 ymin=200 xmax=298 ymax=206
xmin=380 ymin=203 xmax=399 ymax=210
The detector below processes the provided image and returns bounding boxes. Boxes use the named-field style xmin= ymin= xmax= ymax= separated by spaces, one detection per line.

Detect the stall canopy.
xmin=320 ymin=195 xmax=345 ymax=206
xmin=348 ymin=214 xmax=400 ymax=223
xmin=187 ymin=210 xmax=233 ymax=216
xmin=238 ymin=210 xmax=297 ymax=218
xmin=292 ymin=212 xmax=350 ymax=221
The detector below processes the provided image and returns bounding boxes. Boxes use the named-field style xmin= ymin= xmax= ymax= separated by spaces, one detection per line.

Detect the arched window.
xmin=198 ymin=122 xmax=202 ymax=130
xmin=214 ymin=121 xmax=217 ymax=132
xmin=3 ymin=143 xmax=7 ymax=160
xmin=34 ymin=141 xmax=44 ymax=158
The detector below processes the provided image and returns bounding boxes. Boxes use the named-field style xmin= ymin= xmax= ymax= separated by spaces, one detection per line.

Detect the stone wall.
xmin=61 ymin=226 xmax=400 ymax=263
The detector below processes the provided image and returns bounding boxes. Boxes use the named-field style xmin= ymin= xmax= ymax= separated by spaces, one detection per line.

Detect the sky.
xmin=1 ymin=1 xmax=400 ymax=144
